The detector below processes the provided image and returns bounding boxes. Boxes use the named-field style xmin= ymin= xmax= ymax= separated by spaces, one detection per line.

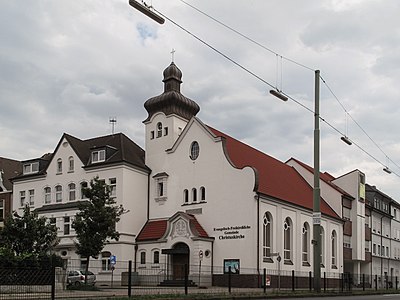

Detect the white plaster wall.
xmin=146 ymin=118 xmax=257 ymax=270
xmin=286 ymin=159 xmax=342 ymax=217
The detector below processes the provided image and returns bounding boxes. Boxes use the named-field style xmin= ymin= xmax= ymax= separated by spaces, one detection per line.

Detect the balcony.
xmin=343 ymin=247 xmax=352 ymax=260
xmin=343 ymin=220 xmax=352 ymax=236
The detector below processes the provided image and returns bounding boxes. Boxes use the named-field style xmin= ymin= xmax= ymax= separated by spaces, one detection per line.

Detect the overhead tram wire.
xmin=177 ymin=0 xmax=400 ymax=175
xmin=152 ymin=7 xmax=400 ymax=178
xmin=320 ymin=75 xmax=400 ymax=173
xmin=178 ymin=0 xmax=315 ymax=72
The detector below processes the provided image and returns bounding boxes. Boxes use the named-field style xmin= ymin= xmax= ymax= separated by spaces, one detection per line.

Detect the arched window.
xmin=57 ymin=158 xmax=62 ymax=173
xmin=331 ymin=230 xmax=337 ymax=267
xmin=283 ymin=217 xmax=292 ymax=264
xmin=263 ymin=212 xmax=272 ymax=261
xmin=320 ymin=227 xmax=325 ymax=267
xmin=55 ymin=185 xmax=62 ymax=202
xmin=44 ymin=187 xmax=51 ymax=204
xmin=200 ymin=187 xmax=206 ymax=201
xmin=153 ymin=250 xmax=160 ymax=264
xmin=80 ymin=181 xmax=88 ymax=199
xmin=183 ymin=189 xmax=189 ymax=204
xmin=140 ymin=251 xmax=146 ymax=265
xmin=157 ymin=122 xmax=162 ymax=138
xmin=192 ymin=188 xmax=197 ymax=202
xmin=68 ymin=156 xmax=74 ymax=172
xmin=302 ymin=222 xmax=310 ymax=266
xmin=68 ymin=183 xmax=76 ymax=201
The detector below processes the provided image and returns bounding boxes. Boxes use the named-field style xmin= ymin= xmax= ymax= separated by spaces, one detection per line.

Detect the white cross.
xmin=171 ymin=48 xmax=176 ymax=62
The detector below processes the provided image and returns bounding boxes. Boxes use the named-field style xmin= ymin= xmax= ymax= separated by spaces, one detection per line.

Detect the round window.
xmin=190 ymin=141 xmax=199 ymax=160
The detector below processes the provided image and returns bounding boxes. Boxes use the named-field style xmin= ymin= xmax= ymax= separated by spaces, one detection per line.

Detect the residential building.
xmin=0 ymin=157 xmax=22 ymax=227
xmin=11 ymin=133 xmax=149 ymax=277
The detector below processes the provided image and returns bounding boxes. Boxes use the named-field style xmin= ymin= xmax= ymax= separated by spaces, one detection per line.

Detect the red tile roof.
xmin=208 ymin=127 xmax=339 ymax=219
xmin=136 ymin=213 xmax=209 ymax=242
xmin=288 ymin=158 xmax=353 ymax=199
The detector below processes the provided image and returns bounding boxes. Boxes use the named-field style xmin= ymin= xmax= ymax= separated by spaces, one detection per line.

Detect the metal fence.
xmin=1 ymin=260 xmax=400 ymax=299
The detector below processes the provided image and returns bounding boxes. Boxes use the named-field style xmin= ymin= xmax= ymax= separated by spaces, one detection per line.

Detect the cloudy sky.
xmin=1 ymin=0 xmax=400 ymax=199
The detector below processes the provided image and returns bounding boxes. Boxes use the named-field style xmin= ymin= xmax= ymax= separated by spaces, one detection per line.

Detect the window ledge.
xmin=151 ymin=265 xmax=160 ymax=269
xmin=331 ymin=265 xmax=338 ymax=269
xmin=302 ymin=262 xmax=310 ymax=267
xmin=263 ymin=257 xmax=273 ymax=263
xmin=155 ymin=197 xmax=167 ymax=203
xmin=181 ymin=201 xmax=207 ymax=206
xmin=56 ymin=172 xmax=62 ymax=175
xmin=284 ymin=260 xmax=293 ymax=265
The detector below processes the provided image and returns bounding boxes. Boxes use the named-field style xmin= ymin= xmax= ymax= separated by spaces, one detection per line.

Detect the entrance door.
xmin=172 ymin=243 xmax=189 ymax=280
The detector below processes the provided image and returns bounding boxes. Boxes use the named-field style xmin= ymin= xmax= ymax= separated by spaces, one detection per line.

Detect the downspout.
xmin=381 ymin=215 xmax=384 ymax=287
xmin=147 ymin=173 xmax=150 ymax=220
xmin=257 ymin=192 xmax=260 ymax=277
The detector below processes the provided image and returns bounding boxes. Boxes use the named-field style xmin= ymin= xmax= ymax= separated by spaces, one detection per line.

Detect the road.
xmin=272 ymin=294 xmax=400 ymax=300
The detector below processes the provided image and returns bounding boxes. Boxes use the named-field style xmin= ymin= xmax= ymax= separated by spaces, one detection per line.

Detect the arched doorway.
xmin=172 ymin=242 xmax=189 ymax=280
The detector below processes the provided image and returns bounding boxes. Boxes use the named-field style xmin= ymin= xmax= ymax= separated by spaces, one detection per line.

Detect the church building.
xmin=11 ymin=62 xmax=344 ymax=286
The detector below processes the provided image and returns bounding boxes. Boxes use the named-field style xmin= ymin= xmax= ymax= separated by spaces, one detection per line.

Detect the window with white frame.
xmin=263 ymin=212 xmax=272 ymax=262
xmin=80 ymin=181 xmax=88 ymax=199
xmin=343 ymin=235 xmax=351 ymax=248
xmin=64 ymin=216 xmax=70 ymax=235
xmin=302 ymin=222 xmax=310 ymax=266
xmin=183 ymin=189 xmax=189 ymax=204
xmin=55 ymin=185 xmax=62 ymax=202
xmin=153 ymin=250 xmax=160 ymax=264
xmin=140 ymin=251 xmax=146 ymax=265
xmin=283 ymin=217 xmax=292 ymax=264
xmin=68 ymin=156 xmax=74 ymax=172
xmin=154 ymin=174 xmax=168 ymax=201
xmin=68 ymin=183 xmax=76 ymax=201
xmin=200 ymin=186 xmax=206 ymax=201
xmin=192 ymin=188 xmax=197 ymax=202
xmin=373 ymin=243 xmax=376 ymax=255
xmin=0 ymin=199 xmax=4 ymax=222
xmin=320 ymin=227 xmax=325 ymax=267
xmin=157 ymin=122 xmax=162 ymax=138
xmin=44 ymin=187 xmax=51 ymax=204
xmin=331 ymin=230 xmax=337 ymax=267
xmin=23 ymin=162 xmax=39 ymax=174
xmin=101 ymin=251 xmax=112 ymax=271
xmin=91 ymin=150 xmax=106 ymax=163
xmin=28 ymin=189 xmax=34 ymax=205
xmin=109 ymin=178 xmax=116 ymax=199
xmin=20 ymin=191 xmax=26 ymax=206
xmin=57 ymin=158 xmax=62 ymax=174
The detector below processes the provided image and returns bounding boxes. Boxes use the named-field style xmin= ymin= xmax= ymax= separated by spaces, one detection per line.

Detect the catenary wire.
xmin=153 ymin=6 xmax=399 ymax=177
xmin=176 ymin=0 xmax=400 ymax=174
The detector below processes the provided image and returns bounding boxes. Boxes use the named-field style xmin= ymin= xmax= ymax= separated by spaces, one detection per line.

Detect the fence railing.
xmin=1 ymin=260 xmax=400 ymax=299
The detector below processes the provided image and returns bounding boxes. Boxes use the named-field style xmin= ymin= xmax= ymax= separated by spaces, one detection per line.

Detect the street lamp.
xmin=270 ymin=70 xmax=322 ymax=292
xmin=128 ymin=0 xmax=165 ymax=24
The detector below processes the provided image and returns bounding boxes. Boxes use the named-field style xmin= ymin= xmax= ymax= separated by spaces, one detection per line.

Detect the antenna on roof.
xmin=109 ymin=117 xmax=117 ymax=134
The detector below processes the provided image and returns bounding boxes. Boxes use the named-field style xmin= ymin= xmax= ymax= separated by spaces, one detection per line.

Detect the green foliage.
xmin=72 ymin=176 xmax=126 ymax=268
xmin=0 ymin=205 xmax=59 ymax=257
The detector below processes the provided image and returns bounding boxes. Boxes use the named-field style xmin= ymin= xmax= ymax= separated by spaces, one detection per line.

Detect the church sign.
xmin=213 ymin=225 xmax=251 ymax=240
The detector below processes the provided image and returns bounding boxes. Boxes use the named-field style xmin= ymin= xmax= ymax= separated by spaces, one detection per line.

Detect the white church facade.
xmin=11 ymin=62 xmax=345 ymax=286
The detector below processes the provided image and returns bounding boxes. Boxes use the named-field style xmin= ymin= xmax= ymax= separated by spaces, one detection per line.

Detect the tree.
xmin=72 ymin=177 xmax=126 ymax=283
xmin=0 ymin=205 xmax=59 ymax=257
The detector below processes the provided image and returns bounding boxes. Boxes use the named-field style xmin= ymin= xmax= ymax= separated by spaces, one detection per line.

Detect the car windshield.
xmin=83 ymin=271 xmax=94 ymax=275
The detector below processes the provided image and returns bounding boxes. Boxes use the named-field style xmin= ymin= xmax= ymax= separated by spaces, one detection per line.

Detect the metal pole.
xmin=128 ymin=260 xmax=132 ymax=298
xmin=313 ymin=69 xmax=321 ymax=292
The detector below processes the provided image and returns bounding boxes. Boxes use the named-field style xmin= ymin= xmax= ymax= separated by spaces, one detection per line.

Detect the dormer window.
xmin=23 ymin=162 xmax=39 ymax=174
xmin=92 ymin=150 xmax=106 ymax=163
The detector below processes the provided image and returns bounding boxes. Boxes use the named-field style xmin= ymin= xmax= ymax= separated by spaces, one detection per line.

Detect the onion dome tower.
xmin=143 ymin=62 xmax=200 ymax=122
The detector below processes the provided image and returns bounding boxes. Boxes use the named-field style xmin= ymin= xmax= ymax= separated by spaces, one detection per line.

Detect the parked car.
xmin=67 ymin=270 xmax=96 ymax=286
